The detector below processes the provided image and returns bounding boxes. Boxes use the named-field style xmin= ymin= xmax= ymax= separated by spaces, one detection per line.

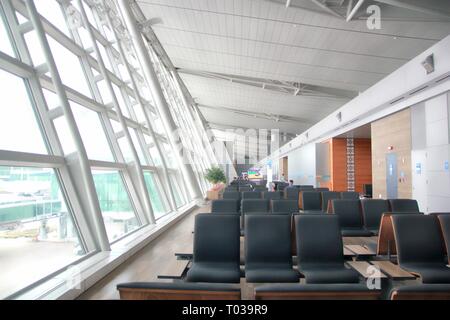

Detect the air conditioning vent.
xmin=409 ymin=85 xmax=428 ymax=96
xmin=390 ymin=96 xmax=405 ymax=105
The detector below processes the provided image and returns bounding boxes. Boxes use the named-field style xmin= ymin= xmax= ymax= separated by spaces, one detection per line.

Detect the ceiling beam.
xmin=310 ymin=0 xmax=344 ymax=19
xmin=198 ymin=103 xmax=314 ymax=125
xmin=374 ymin=0 xmax=450 ymax=19
xmin=178 ymin=68 xmax=356 ymax=99
xmin=346 ymin=0 xmax=365 ymax=21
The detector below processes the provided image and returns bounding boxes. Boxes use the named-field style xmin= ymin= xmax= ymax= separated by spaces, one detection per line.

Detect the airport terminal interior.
xmin=1 ymin=0 xmax=450 ymax=301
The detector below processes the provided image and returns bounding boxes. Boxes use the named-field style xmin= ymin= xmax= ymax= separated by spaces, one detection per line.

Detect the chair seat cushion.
xmin=402 ymin=263 xmax=450 ymax=284
xmin=186 ymin=262 xmax=241 ymax=283
xmin=300 ymin=265 xmax=360 ymax=284
xmin=341 ymin=229 xmax=374 ymax=237
xmin=117 ymin=282 xmax=240 ymax=291
xmin=245 ymin=265 xmax=299 ymax=283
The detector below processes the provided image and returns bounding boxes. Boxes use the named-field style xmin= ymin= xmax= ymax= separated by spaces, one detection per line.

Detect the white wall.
xmin=287 ymin=143 xmax=316 ymax=186
xmin=412 ymin=92 xmax=450 ymax=213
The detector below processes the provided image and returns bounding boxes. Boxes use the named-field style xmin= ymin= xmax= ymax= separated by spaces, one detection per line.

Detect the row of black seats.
xmin=186 ymin=214 xmax=362 ymax=284
xmin=329 ymin=198 xmax=421 ymax=237
xmin=225 ymin=185 xmax=268 ymax=192
xmin=212 ymin=198 xmax=422 ymax=237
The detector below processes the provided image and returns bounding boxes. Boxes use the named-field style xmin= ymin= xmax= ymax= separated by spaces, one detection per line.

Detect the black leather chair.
xmin=225 ymin=186 xmax=238 ymax=192
xmin=242 ymin=191 xmax=261 ymax=199
xmin=361 ymin=199 xmax=390 ymax=235
xmin=331 ymin=199 xmax=373 ymax=237
xmin=245 ymin=215 xmax=299 ymax=283
xmin=223 ymin=191 xmax=241 ymax=201
xmin=295 ymin=214 xmax=360 ymax=284
xmin=253 ymin=186 xmax=268 ymax=192
xmin=362 ymin=184 xmax=372 ymax=198
xmin=271 ymin=200 xmax=298 ymax=215
xmin=301 ymin=191 xmax=322 ymax=212
xmin=314 ymin=187 xmax=329 ymax=192
xmin=211 ymin=199 xmax=240 ymax=214
xmin=241 ymin=199 xmax=270 ymax=214
xmin=388 ymin=199 xmax=420 ymax=212
xmin=262 ymin=191 xmax=282 ymax=200
xmin=285 ymin=187 xmax=300 ymax=200
xmin=239 ymin=186 xmax=252 ymax=192
xmin=255 ymin=283 xmax=380 ymax=300
xmin=117 ymin=282 xmax=241 ymax=300
xmin=392 ymin=214 xmax=450 ymax=284
xmin=390 ymin=284 xmax=450 ymax=300
xmin=297 ymin=185 xmax=314 ymax=190
xmin=437 ymin=214 xmax=450 ymax=264
xmin=241 ymin=199 xmax=271 ymax=232
xmin=341 ymin=191 xmax=360 ymax=200
xmin=321 ymin=191 xmax=341 ymax=212
xmin=186 ymin=214 xmax=241 ymax=283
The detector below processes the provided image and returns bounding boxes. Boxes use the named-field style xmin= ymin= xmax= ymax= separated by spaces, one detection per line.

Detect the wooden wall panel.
xmin=330 ymin=139 xmax=347 ymax=191
xmin=371 ymin=109 xmax=412 ymax=199
xmin=354 ymin=139 xmax=372 ymax=194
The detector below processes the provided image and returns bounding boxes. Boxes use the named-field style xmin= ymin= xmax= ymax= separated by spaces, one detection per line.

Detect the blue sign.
xmin=445 ymin=161 xmax=449 ymax=172
xmin=415 ymin=163 xmax=421 ymax=174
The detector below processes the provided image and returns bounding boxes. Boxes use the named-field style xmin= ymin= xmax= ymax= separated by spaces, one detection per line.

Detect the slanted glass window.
xmin=143 ymin=171 xmax=168 ymax=219
xmin=71 ymin=102 xmax=115 ymax=162
xmin=0 ymin=69 xmax=47 ymax=154
xmin=0 ymin=166 xmax=86 ymax=299
xmin=129 ymin=129 xmax=147 ymax=165
xmin=117 ymin=136 xmax=133 ymax=163
xmin=0 ymin=14 xmax=15 ymax=57
xmin=162 ymin=143 xmax=177 ymax=168
xmin=34 ymin=0 xmax=70 ymax=36
xmin=47 ymin=36 xmax=92 ymax=98
xmin=92 ymin=170 xmax=139 ymax=243
xmin=23 ymin=30 xmax=46 ymax=67
xmin=169 ymin=173 xmax=186 ymax=208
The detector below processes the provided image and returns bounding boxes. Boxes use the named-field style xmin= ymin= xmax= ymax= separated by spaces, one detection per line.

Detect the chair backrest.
xmin=341 ymin=191 xmax=360 ymax=200
xmin=321 ymin=191 xmax=341 ymax=212
xmin=392 ymin=214 xmax=446 ymax=266
xmin=225 ymin=186 xmax=238 ymax=192
xmin=193 ymin=214 xmax=240 ymax=264
xmin=117 ymin=282 xmax=241 ymax=300
xmin=211 ymin=199 xmax=240 ymax=214
xmin=301 ymin=191 xmax=322 ymax=211
xmin=239 ymin=186 xmax=253 ymax=192
xmin=285 ymin=187 xmax=300 ymax=200
xmin=262 ymin=191 xmax=281 ymax=200
xmin=363 ymin=184 xmax=372 ymax=197
xmin=295 ymin=214 xmax=344 ymax=265
xmin=388 ymin=199 xmax=420 ymax=212
xmin=331 ymin=199 xmax=364 ymax=229
xmin=437 ymin=214 xmax=450 ymax=263
xmin=361 ymin=199 xmax=390 ymax=231
xmin=271 ymin=200 xmax=298 ymax=215
xmin=245 ymin=215 xmax=293 ymax=266
xmin=296 ymin=185 xmax=314 ymax=190
xmin=314 ymin=187 xmax=329 ymax=192
xmin=254 ymin=186 xmax=268 ymax=192
xmin=241 ymin=199 xmax=270 ymax=214
xmin=242 ymin=191 xmax=261 ymax=199
xmin=223 ymin=191 xmax=241 ymax=200
xmin=377 ymin=212 xmax=424 ymax=256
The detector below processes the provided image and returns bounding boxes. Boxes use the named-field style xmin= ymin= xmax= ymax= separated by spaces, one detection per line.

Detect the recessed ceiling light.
xmin=393 ymin=36 xmax=398 ymax=40
xmin=293 ymin=24 xmax=297 ymax=28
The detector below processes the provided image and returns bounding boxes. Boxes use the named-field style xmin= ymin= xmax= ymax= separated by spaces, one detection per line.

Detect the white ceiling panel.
xmin=137 ymin=0 xmax=450 ymax=135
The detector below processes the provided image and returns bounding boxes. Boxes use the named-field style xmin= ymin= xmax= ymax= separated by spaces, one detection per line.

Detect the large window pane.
xmin=143 ymin=172 xmax=168 ymax=219
xmin=92 ymin=170 xmax=139 ymax=242
xmin=0 ymin=166 xmax=85 ymax=299
xmin=0 ymin=14 xmax=15 ymax=57
xmin=0 ymin=69 xmax=47 ymax=154
xmin=71 ymin=102 xmax=115 ymax=162
xmin=34 ymin=0 xmax=70 ymax=36
xmin=169 ymin=173 xmax=186 ymax=208
xmin=48 ymin=36 xmax=92 ymax=98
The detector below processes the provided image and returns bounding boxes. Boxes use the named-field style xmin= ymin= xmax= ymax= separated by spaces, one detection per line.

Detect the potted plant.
xmin=205 ymin=167 xmax=226 ymax=200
